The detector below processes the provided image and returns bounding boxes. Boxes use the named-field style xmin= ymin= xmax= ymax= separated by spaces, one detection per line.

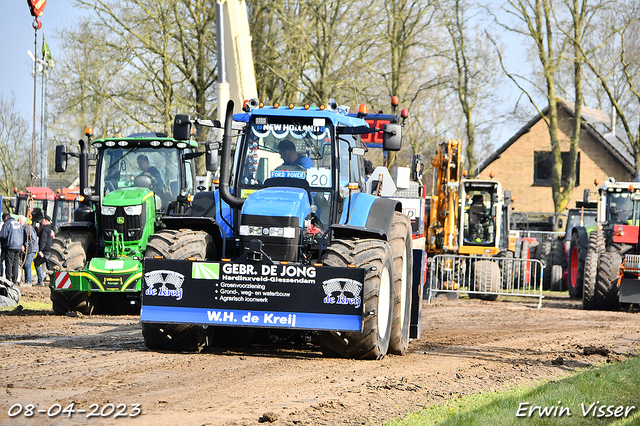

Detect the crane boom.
xmin=216 ymin=0 xmax=258 ymax=118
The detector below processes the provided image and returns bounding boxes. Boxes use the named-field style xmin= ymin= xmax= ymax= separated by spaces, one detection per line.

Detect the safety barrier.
xmin=427 ymin=254 xmax=544 ymax=308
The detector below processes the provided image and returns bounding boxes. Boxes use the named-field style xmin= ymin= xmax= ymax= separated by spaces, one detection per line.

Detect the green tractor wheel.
xmin=49 ymin=231 xmax=95 ymax=315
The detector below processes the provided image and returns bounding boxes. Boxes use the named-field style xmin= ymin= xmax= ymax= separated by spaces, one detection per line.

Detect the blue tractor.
xmin=140 ymin=100 xmax=423 ymax=359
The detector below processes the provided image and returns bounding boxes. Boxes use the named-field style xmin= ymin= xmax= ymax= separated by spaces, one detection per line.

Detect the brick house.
xmin=476 ymin=100 xmax=635 ymax=220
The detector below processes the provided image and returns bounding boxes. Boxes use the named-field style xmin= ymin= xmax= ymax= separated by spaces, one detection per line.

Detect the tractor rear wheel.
xmin=595 ymin=250 xmax=622 ymax=311
xmin=49 ymin=231 xmax=95 ymax=315
xmin=537 ymin=239 xmax=553 ymax=290
xmin=388 ymin=212 xmax=413 ymax=355
xmin=582 ymin=230 xmax=604 ymax=310
xmin=319 ymin=239 xmax=394 ymax=359
xmin=568 ymin=230 xmax=588 ymax=299
xmin=142 ymin=229 xmax=215 ymax=352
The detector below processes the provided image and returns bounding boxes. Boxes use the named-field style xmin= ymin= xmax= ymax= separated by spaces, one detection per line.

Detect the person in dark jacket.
xmin=0 ymin=213 xmax=25 ymax=285
xmin=18 ymin=215 xmax=38 ymax=286
xmin=34 ymin=215 xmax=55 ymax=286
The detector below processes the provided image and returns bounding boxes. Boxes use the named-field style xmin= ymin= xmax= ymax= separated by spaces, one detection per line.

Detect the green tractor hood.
xmin=101 ymin=187 xmax=157 ymax=259
xmin=103 ymin=187 xmax=155 ymax=206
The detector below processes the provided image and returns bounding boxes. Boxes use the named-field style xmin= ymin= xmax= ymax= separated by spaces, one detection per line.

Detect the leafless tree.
xmin=0 ymin=95 xmax=31 ymax=199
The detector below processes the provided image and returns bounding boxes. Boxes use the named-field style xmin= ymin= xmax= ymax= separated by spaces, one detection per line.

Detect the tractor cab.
xmin=598 ymin=178 xmax=640 ymax=229
xmin=458 ymin=179 xmax=507 ymax=255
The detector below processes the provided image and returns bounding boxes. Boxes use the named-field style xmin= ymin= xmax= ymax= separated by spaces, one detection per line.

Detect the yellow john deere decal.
xmin=117 ymin=217 xmax=125 ymax=224
xmin=122 ymin=272 xmax=142 ymax=290
xmin=70 ymin=271 xmax=103 ymax=289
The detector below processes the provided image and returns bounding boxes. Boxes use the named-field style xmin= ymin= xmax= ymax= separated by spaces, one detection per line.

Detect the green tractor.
xmin=50 ymin=127 xmax=205 ymax=314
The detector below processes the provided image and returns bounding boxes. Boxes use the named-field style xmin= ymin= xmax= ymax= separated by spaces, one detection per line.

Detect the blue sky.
xmin=0 ymin=2 xmax=83 ymax=119
xmin=0 ymin=1 xmax=530 ymax=147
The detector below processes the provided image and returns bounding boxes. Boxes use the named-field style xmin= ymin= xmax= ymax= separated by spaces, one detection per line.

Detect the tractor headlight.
xmin=124 ymin=204 xmax=143 ymax=215
xmin=239 ymin=225 xmax=296 ymax=238
xmin=101 ymin=206 xmax=117 ymax=215
xmin=240 ymin=225 xmax=264 ymax=236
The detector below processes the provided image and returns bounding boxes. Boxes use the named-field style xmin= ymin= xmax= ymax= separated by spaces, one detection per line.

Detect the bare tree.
xmin=578 ymin=2 xmax=640 ymax=174
xmin=497 ymin=0 xmax=594 ymax=212
xmin=0 ymin=95 xmax=31 ymax=198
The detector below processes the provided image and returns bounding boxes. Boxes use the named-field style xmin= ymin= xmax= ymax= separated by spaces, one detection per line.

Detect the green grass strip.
xmin=387 ymin=355 xmax=640 ymax=426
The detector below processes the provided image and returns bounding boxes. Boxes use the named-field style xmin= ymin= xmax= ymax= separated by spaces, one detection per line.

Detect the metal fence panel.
xmin=427 ymin=254 xmax=544 ymax=308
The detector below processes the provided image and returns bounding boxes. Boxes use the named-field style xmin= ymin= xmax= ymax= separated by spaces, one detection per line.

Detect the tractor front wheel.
xmin=388 ymin=212 xmax=413 ymax=355
xmin=142 ymin=229 xmax=215 ymax=352
xmin=49 ymin=231 xmax=94 ymax=315
xmin=595 ymin=250 xmax=622 ymax=311
xmin=319 ymin=239 xmax=394 ymax=360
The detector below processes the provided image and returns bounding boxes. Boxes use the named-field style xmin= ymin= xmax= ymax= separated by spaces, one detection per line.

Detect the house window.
xmin=533 ymin=151 xmax=580 ymax=186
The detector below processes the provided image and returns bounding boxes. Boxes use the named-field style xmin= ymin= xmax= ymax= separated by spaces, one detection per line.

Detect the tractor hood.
xmin=241 ymin=187 xmax=311 ymax=227
xmin=103 ymin=187 xmax=155 ymax=206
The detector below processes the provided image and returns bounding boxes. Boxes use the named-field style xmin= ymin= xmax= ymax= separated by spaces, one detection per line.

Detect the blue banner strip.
xmin=140 ymin=305 xmax=362 ymax=331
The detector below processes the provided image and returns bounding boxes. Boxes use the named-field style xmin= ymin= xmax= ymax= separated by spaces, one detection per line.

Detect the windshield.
xmin=607 ymin=191 xmax=634 ymax=224
xmin=463 ymin=190 xmax=496 ymax=245
xmin=566 ymin=209 xmax=597 ymax=231
xmin=236 ymin=117 xmax=335 ymax=230
xmin=237 ymin=117 xmax=333 ymax=193
xmin=99 ymin=147 xmax=181 ymax=200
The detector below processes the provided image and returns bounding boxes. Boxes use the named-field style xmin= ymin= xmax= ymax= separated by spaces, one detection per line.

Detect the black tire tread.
xmin=49 ymin=232 xmax=94 ymax=315
xmin=319 ymin=239 xmax=394 ymax=360
xmin=50 ymin=288 xmax=94 ymax=315
xmin=595 ymin=250 xmax=621 ymax=311
xmin=388 ymin=212 xmax=412 ymax=355
xmin=582 ymin=230 xmax=604 ymax=310
xmin=142 ymin=229 xmax=215 ymax=352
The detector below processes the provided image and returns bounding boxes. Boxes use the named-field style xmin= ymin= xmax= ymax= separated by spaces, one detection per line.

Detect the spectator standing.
xmin=18 ymin=215 xmax=38 ymax=286
xmin=0 ymin=213 xmax=25 ymax=285
xmin=35 ymin=215 xmax=55 ymax=286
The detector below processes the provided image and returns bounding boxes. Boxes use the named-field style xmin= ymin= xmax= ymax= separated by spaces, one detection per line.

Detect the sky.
xmin=0 ymin=1 xmax=531 ymax=149
xmin=0 ymin=2 xmax=84 ymax=120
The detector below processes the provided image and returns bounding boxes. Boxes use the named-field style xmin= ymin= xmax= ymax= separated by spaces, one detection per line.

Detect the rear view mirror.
xmin=55 ymin=145 xmax=67 ymax=172
xmin=205 ymin=143 xmax=219 ymax=172
xmin=382 ymin=123 xmax=402 ymax=151
xmin=173 ymin=114 xmax=192 ymax=141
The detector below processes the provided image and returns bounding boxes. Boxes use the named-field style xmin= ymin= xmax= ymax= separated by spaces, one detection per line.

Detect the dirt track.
xmin=0 ymin=287 xmax=638 ymax=425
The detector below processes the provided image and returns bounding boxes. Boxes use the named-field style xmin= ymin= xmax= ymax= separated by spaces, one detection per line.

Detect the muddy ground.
xmin=0 ymin=287 xmax=638 ymax=426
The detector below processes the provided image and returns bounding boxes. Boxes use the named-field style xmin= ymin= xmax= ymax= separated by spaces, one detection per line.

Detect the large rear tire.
xmin=319 ymin=239 xmax=394 ymax=360
xmin=595 ymin=250 xmax=622 ymax=311
xmin=49 ymin=231 xmax=95 ymax=315
xmin=582 ymin=230 xmax=604 ymax=310
xmin=388 ymin=212 xmax=413 ymax=355
xmin=567 ymin=230 xmax=588 ymax=299
xmin=537 ymin=239 xmax=553 ymax=290
xmin=142 ymin=229 xmax=215 ymax=352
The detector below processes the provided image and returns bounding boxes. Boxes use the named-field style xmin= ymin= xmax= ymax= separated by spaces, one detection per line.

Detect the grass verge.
xmin=386 ymin=355 xmax=640 ymax=426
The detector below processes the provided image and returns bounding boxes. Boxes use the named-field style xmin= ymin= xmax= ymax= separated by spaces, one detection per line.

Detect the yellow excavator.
xmin=427 ymin=140 xmax=511 ymax=256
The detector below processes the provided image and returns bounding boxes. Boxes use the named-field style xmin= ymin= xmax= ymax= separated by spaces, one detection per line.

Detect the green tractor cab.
xmin=50 ymin=129 xmax=201 ymax=315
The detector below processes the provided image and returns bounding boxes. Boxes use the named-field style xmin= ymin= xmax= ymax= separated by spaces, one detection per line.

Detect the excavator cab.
xmin=459 ymin=179 xmax=505 ymax=255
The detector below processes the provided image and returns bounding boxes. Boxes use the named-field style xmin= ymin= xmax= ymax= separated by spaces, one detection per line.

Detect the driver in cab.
xmin=278 ymin=140 xmax=313 ymax=169
xmin=137 ymin=154 xmax=164 ymax=191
